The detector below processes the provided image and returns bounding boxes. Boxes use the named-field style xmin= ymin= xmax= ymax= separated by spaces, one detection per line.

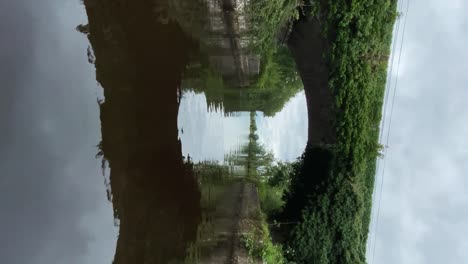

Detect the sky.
xmin=256 ymin=91 xmax=308 ymax=162
xmin=178 ymin=91 xmax=251 ymax=163
xmin=178 ymin=91 xmax=307 ymax=163
xmin=0 ymin=0 xmax=117 ymax=264
xmin=367 ymin=0 xmax=468 ymax=263
xmin=1 ymin=0 xmax=468 ymax=263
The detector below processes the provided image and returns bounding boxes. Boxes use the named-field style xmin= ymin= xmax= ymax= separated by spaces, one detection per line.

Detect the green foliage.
xmin=279 ymin=1 xmax=398 ymax=263
xmin=248 ymin=46 xmax=303 ymax=116
xmin=241 ymin=1 xmax=304 ymax=116
xmin=245 ymin=0 xmax=300 ymax=54
xmin=241 ymin=213 xmax=286 ymax=264
xmin=280 ymin=147 xmax=334 ymax=222
xmin=257 ymin=161 xmax=294 ymax=217
xmin=267 ymin=161 xmax=294 ymax=189
xmin=183 ymin=46 xmax=303 ymax=116
xmin=241 ymin=111 xmax=291 ymax=263
xmin=181 ymin=0 xmax=304 ymax=117
xmin=259 ymin=185 xmax=285 ymax=217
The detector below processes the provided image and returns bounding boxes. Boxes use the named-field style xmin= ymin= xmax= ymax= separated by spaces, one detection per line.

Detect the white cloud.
xmin=178 ymin=91 xmax=250 ymax=163
xmin=256 ymin=91 xmax=308 ymax=162
xmin=368 ymin=1 xmax=468 ymax=263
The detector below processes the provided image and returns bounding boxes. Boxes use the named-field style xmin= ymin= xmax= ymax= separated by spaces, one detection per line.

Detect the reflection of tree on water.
xmin=172 ymin=0 xmax=259 ymax=87
xmin=172 ymin=0 xmax=303 ymax=117
xmin=183 ymin=112 xmax=277 ymax=263
xmin=82 ymin=1 xmax=201 ymax=263
xmin=183 ymin=46 xmax=302 ymax=117
xmin=80 ymin=0 xmax=304 ymax=262
xmin=245 ymin=111 xmax=274 ymax=177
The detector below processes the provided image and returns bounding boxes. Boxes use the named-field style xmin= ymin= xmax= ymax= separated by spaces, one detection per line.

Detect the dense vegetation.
xmin=181 ymin=0 xmax=397 ymax=263
xmin=245 ymin=0 xmax=300 ymax=54
xmin=83 ymin=0 xmax=398 ymax=262
xmin=249 ymin=46 xmax=303 ymax=116
xmin=275 ymin=1 xmax=398 ymax=263
xmin=241 ymin=213 xmax=286 ymax=264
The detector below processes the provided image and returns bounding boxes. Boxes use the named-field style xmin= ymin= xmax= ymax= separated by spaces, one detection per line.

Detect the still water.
xmin=0 ymin=0 xmax=307 ymax=263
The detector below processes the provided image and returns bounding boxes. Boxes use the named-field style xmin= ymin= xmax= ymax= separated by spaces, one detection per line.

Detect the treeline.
xmin=182 ymin=46 xmax=302 ymax=116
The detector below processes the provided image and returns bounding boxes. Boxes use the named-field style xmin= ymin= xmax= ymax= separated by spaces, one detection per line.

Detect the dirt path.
xmin=199 ymin=181 xmax=260 ymax=264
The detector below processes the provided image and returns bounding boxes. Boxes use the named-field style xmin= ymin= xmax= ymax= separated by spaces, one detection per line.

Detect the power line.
xmin=368 ymin=0 xmax=404 ymax=254
xmin=379 ymin=5 xmax=402 ymax=142
xmin=371 ymin=0 xmax=410 ymax=263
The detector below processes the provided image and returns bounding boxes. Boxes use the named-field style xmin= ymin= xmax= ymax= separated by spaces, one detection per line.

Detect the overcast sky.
xmin=178 ymin=91 xmax=251 ymax=163
xmin=0 ymin=0 xmax=117 ymax=264
xmin=1 ymin=0 xmax=468 ymax=263
xmin=367 ymin=0 xmax=468 ymax=263
xmin=257 ymin=91 xmax=308 ymax=162
xmin=178 ymin=91 xmax=307 ymax=163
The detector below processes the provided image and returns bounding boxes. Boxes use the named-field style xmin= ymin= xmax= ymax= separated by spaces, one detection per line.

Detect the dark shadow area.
xmin=279 ymin=146 xmax=334 ymax=223
xmin=83 ymin=0 xmax=201 ymax=263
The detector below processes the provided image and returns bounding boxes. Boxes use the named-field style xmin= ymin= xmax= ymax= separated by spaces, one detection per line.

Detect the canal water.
xmin=0 ymin=0 xmax=307 ymax=263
